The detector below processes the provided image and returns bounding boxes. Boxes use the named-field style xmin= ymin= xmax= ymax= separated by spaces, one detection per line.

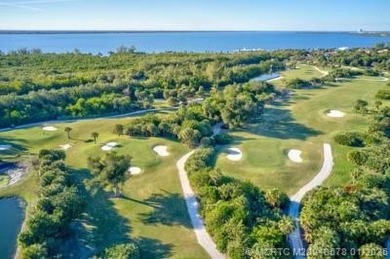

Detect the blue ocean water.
xmin=0 ymin=31 xmax=389 ymax=54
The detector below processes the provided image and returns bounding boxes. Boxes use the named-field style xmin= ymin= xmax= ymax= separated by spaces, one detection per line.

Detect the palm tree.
xmin=91 ymin=132 xmax=99 ymax=144
xmin=64 ymin=127 xmax=72 ymax=140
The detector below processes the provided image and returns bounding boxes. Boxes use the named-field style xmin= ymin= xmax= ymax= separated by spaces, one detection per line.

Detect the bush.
xmin=375 ymin=89 xmax=390 ymax=100
xmin=200 ymin=137 xmax=215 ymax=147
xmin=185 ymin=148 xmax=215 ymax=173
xmin=334 ymin=132 xmax=365 ymax=147
xmin=101 ymin=243 xmax=140 ymax=259
xmin=213 ymin=133 xmax=232 ymax=145
xmin=286 ymin=78 xmax=311 ymax=89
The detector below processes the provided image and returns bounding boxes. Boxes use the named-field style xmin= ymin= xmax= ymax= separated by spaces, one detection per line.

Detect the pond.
xmin=0 ymin=197 xmax=25 ymax=259
xmin=251 ymin=73 xmax=280 ymax=82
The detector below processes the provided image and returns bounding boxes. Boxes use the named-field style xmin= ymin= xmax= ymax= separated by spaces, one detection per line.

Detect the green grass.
xmin=0 ymin=175 xmax=9 ymax=188
xmin=0 ymin=111 xmax=208 ymax=258
xmin=216 ymin=66 xmax=389 ymax=195
xmin=272 ymin=64 xmax=324 ymax=88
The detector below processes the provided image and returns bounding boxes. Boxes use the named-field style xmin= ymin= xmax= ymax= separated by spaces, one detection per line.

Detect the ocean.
xmin=0 ymin=31 xmax=389 ymax=54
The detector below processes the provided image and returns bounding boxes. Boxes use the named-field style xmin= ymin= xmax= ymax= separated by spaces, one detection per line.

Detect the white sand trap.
xmin=101 ymin=142 xmax=118 ymax=151
xmin=42 ymin=126 xmax=58 ymax=131
xmin=153 ymin=145 xmax=169 ymax=157
xmin=59 ymin=144 xmax=72 ymax=151
xmin=288 ymin=149 xmax=303 ymax=163
xmin=226 ymin=148 xmax=243 ymax=161
xmin=0 ymin=145 xmax=12 ymax=151
xmin=326 ymin=110 xmax=345 ymax=118
xmin=128 ymin=166 xmax=142 ymax=175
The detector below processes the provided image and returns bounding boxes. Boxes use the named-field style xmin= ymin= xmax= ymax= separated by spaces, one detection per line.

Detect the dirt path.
xmin=288 ymin=143 xmax=333 ymax=258
xmin=267 ymin=76 xmax=284 ymax=82
xmin=313 ymin=66 xmax=329 ymax=77
xmin=176 ymin=124 xmax=225 ymax=259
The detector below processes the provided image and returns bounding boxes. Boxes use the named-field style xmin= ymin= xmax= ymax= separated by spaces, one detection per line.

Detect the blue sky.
xmin=0 ymin=0 xmax=389 ymax=31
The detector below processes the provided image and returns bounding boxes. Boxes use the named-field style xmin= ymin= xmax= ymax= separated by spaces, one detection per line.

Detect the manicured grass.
xmin=0 ymin=111 xmax=208 ymax=258
xmin=216 ymin=67 xmax=389 ymax=195
xmin=216 ymin=107 xmax=323 ymax=195
xmin=272 ymin=64 xmax=324 ymax=88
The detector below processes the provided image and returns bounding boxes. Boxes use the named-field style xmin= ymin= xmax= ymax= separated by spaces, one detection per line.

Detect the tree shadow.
xmin=138 ymin=189 xmax=193 ymax=229
xmin=243 ymin=107 xmax=322 ymax=140
xmin=63 ymin=168 xmax=177 ymax=258
xmin=61 ymin=168 xmax=132 ymax=258
xmin=135 ymin=236 xmax=173 ymax=259
xmin=0 ymin=136 xmax=29 ymax=160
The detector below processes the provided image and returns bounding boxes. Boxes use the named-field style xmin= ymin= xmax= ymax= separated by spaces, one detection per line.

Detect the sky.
xmin=0 ymin=0 xmax=389 ymax=31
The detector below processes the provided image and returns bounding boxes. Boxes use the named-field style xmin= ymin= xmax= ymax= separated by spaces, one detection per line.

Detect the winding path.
xmin=176 ymin=124 xmax=225 ymax=259
xmin=288 ymin=143 xmax=334 ymax=258
xmin=313 ymin=66 xmax=329 ymax=77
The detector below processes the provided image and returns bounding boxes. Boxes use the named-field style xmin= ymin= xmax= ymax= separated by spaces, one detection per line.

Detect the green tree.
xmin=113 ymin=124 xmax=124 ymax=137
xmin=91 ymin=131 xmax=99 ymax=144
xmin=64 ymin=127 xmax=72 ymax=140
xmin=359 ymin=243 xmax=385 ymax=259
xmin=375 ymin=100 xmax=383 ymax=110
xmin=179 ymin=128 xmax=202 ymax=148
xmin=21 ymin=243 xmax=48 ymax=259
xmin=353 ymin=99 xmax=368 ymax=114
xmin=88 ymin=152 xmax=131 ymax=197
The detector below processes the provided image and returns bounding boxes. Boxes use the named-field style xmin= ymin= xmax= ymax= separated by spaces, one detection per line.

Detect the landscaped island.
xmin=0 ymin=44 xmax=390 ymax=258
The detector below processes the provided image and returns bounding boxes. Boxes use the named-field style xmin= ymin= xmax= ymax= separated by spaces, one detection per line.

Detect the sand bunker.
xmin=0 ymin=164 xmax=27 ymax=188
xmin=101 ymin=142 xmax=118 ymax=151
xmin=288 ymin=149 xmax=303 ymax=163
xmin=226 ymin=148 xmax=243 ymax=161
xmin=0 ymin=145 xmax=12 ymax=151
xmin=42 ymin=126 xmax=58 ymax=131
xmin=153 ymin=145 xmax=169 ymax=157
xmin=59 ymin=144 xmax=72 ymax=151
xmin=326 ymin=110 xmax=345 ymax=118
xmin=128 ymin=166 xmax=142 ymax=175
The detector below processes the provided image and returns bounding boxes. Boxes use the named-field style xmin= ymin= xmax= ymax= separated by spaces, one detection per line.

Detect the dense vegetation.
xmin=17 ymin=150 xmax=84 ymax=258
xmin=376 ymin=89 xmax=390 ymax=100
xmin=307 ymin=44 xmax=390 ymax=71
xmin=301 ymin=101 xmax=390 ymax=258
xmin=185 ymin=148 xmax=293 ymax=258
xmin=121 ymin=81 xmax=275 ymax=147
xmin=0 ymin=49 xmax=287 ymax=128
xmin=333 ymin=132 xmax=365 ymax=147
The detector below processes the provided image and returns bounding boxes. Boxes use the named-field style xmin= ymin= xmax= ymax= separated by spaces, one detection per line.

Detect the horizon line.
xmin=1 ymin=29 xmax=389 ymax=34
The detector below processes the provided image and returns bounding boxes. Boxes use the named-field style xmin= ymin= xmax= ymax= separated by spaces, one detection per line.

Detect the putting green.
xmin=217 ymin=66 xmax=389 ymax=195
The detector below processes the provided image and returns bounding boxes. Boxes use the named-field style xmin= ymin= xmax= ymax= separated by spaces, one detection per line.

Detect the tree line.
xmin=0 ymin=49 xmax=288 ymax=128
xmin=17 ymin=150 xmax=84 ymax=258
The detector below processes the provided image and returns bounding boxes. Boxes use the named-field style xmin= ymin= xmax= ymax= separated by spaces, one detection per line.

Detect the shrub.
xmin=375 ymin=89 xmax=390 ymax=100
xmin=285 ymin=78 xmax=311 ymax=89
xmin=101 ymin=243 xmax=140 ymax=259
xmin=347 ymin=150 xmax=369 ymax=166
xmin=200 ymin=137 xmax=215 ymax=147
xmin=334 ymin=132 xmax=365 ymax=147
xmin=213 ymin=133 xmax=232 ymax=145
